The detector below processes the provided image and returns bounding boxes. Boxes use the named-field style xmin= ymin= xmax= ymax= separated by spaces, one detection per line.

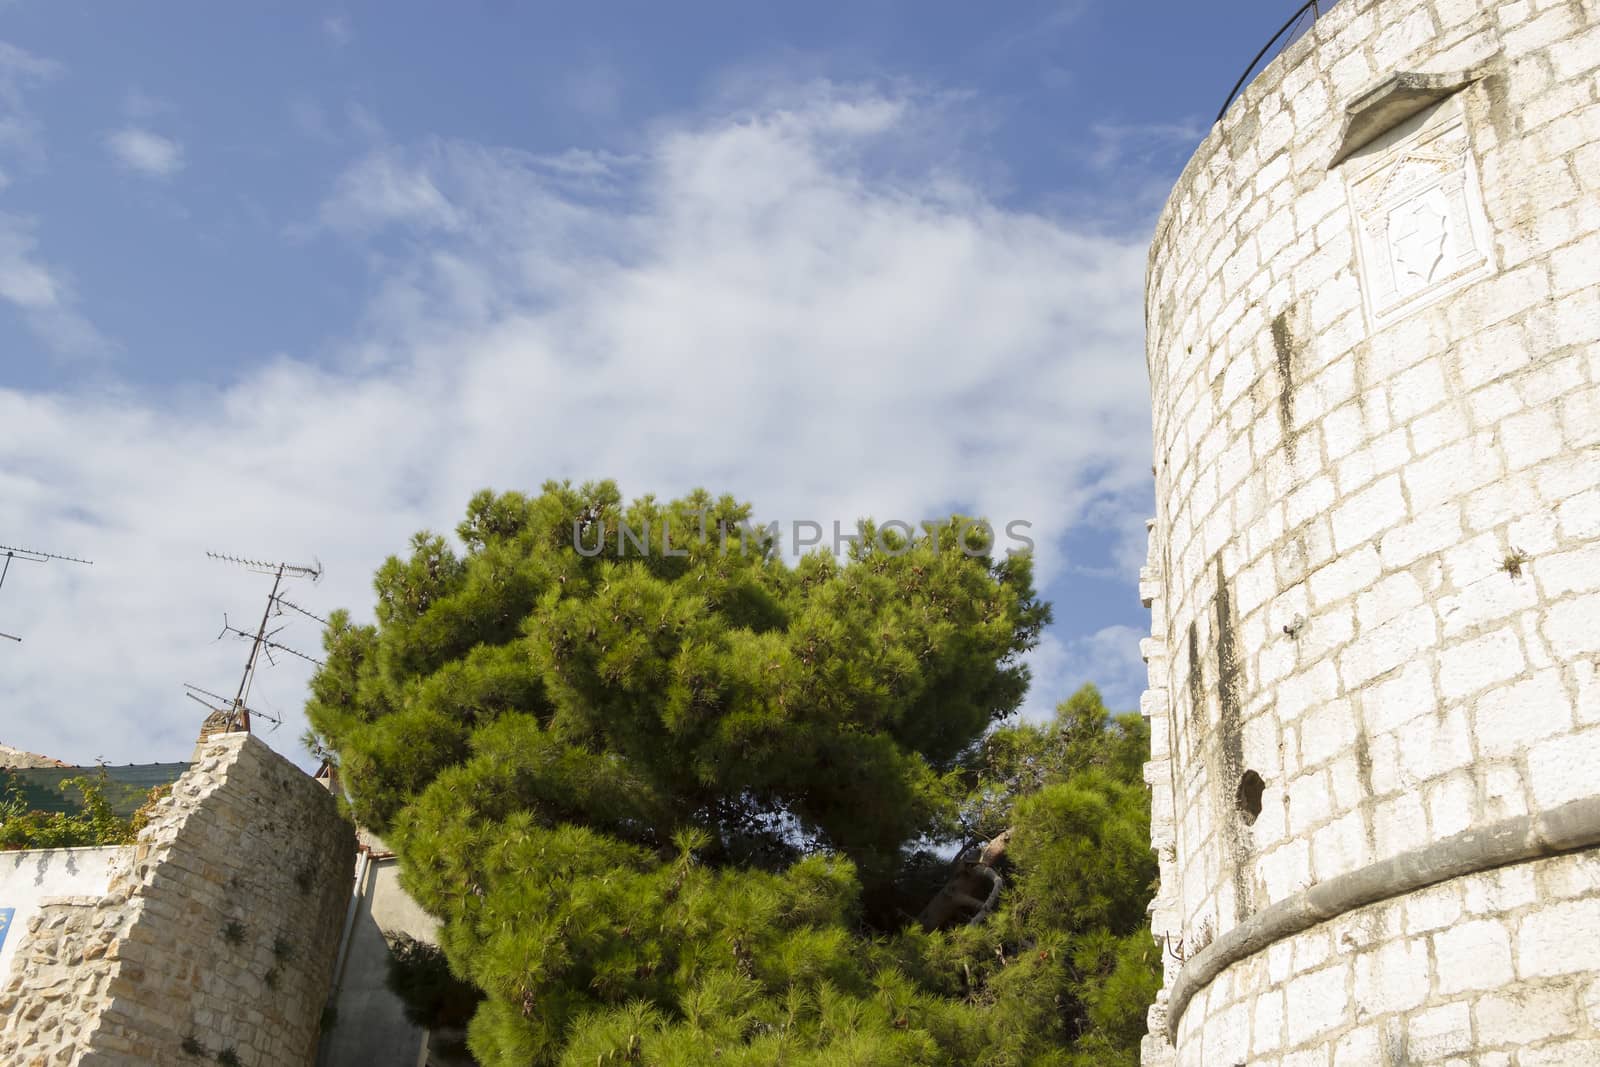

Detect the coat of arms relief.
xmin=1345 ymin=102 xmax=1494 ymax=328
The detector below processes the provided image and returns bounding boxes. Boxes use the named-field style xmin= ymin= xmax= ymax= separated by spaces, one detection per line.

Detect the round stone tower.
xmin=1139 ymin=1 xmax=1600 ymax=1063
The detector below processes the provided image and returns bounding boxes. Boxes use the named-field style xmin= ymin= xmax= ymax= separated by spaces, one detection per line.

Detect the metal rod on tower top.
xmin=205 ymin=551 xmax=320 ymax=733
xmin=1215 ymin=0 xmax=1323 ymax=123
xmin=228 ymin=563 xmax=287 ymax=733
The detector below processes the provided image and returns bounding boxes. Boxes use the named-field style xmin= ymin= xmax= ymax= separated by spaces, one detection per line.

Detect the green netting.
xmin=0 ymin=764 xmax=190 ymax=819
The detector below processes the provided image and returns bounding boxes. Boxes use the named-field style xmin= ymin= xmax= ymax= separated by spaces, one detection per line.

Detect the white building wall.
xmin=0 ymin=845 xmax=125 ymax=986
xmin=318 ymin=840 xmax=440 ymax=1067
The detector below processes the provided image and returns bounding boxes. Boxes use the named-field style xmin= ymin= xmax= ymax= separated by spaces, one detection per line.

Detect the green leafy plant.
xmin=0 ymin=773 xmax=167 ymax=852
xmin=221 ymin=920 xmax=246 ymax=947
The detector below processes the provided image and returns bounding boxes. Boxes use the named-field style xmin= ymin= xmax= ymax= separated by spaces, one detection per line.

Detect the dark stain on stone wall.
xmin=1214 ymin=557 xmax=1254 ymax=924
xmin=1187 ymin=619 xmax=1205 ymax=763
xmin=1382 ymin=1019 xmax=1412 ymax=1067
xmin=1481 ymin=71 xmax=1514 ymax=145
xmin=1353 ymin=725 xmax=1379 ymax=851
xmin=1272 ymin=310 xmax=1297 ymax=456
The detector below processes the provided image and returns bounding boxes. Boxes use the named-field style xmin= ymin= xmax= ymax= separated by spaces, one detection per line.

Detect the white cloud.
xmin=1087 ymin=119 xmax=1206 ymax=172
xmin=105 ymin=126 xmax=185 ymax=178
xmin=322 ymin=13 xmax=352 ymax=46
xmin=971 ymin=1 xmax=1091 ymax=68
xmin=288 ymin=97 xmax=388 ymax=149
xmin=0 ymin=84 xmax=1152 ymax=767
xmin=0 ymin=42 xmax=58 ymax=98
xmin=0 ymin=220 xmax=55 ymax=308
xmin=0 ymin=45 xmax=108 ymax=356
xmin=0 ymin=40 xmax=60 ymax=163
xmin=0 ymin=214 xmax=111 ymax=356
xmin=317 ymin=149 xmax=460 ymax=234
xmin=1022 ymin=624 xmax=1148 ymax=721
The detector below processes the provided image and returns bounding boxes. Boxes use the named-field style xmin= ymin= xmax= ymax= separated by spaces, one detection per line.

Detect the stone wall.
xmin=1142 ymin=0 xmax=1600 ymax=1059
xmin=1173 ymin=849 xmax=1600 ymax=1066
xmin=0 ymin=732 xmax=356 ymax=1066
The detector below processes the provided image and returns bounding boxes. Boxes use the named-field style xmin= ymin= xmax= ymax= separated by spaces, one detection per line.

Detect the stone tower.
xmin=1139 ymin=1 xmax=1600 ymax=1063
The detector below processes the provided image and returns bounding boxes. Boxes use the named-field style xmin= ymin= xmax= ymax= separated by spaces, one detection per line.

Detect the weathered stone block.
xmin=1517 ymin=897 xmax=1600 ymax=978
xmin=1332 ymin=476 xmax=1410 ymax=553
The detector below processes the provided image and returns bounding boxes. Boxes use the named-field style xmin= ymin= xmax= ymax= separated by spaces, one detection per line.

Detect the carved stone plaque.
xmin=1346 ymin=105 xmax=1493 ymax=328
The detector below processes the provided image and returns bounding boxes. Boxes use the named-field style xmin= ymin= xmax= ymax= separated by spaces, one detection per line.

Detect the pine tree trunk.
xmin=917 ymin=829 xmax=1011 ymax=930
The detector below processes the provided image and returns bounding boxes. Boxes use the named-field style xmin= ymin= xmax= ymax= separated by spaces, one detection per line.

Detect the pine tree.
xmin=307 ymin=482 xmax=1155 ymax=1064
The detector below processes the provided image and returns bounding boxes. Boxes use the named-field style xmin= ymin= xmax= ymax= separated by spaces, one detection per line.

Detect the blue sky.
xmin=0 ymin=1 xmax=1305 ymax=765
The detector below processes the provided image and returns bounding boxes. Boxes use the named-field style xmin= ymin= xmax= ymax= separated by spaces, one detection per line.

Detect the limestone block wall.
xmin=1174 ymin=849 xmax=1600 ymax=1066
xmin=1142 ymin=0 xmax=1600 ymax=1059
xmin=0 ymin=732 xmax=356 ymax=1066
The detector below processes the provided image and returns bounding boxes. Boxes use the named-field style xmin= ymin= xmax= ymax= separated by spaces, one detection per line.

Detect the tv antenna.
xmin=191 ymin=552 xmax=323 ymax=733
xmin=0 ymin=543 xmax=93 ymax=643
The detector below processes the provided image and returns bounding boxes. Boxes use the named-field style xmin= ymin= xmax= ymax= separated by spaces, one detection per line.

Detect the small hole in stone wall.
xmin=1237 ymin=770 xmax=1265 ymax=826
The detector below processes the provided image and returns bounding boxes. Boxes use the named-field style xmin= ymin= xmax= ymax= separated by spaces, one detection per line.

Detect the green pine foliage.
xmin=307 ymin=481 xmax=1157 ymax=1064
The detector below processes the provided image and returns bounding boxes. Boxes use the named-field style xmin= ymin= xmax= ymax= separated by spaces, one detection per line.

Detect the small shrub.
xmin=221 ymin=920 xmax=246 ymax=946
xmin=181 ymin=1033 xmax=204 ymax=1056
xmin=385 ymin=934 xmax=482 ymax=1030
xmin=271 ymin=935 xmax=295 ymax=963
xmin=215 ymin=1049 xmax=240 ymax=1067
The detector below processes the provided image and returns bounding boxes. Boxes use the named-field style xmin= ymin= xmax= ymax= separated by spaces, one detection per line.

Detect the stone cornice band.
xmin=1166 ymin=796 xmax=1600 ymax=1040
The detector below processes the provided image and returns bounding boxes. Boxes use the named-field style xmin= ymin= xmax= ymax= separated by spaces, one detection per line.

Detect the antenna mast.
xmin=0 ymin=543 xmax=93 ymax=643
xmin=197 ymin=552 xmax=322 ymax=733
